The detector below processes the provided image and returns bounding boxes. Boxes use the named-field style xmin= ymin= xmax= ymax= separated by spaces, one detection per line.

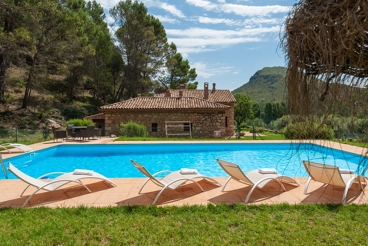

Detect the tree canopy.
xmin=234 ymin=94 xmax=255 ymax=125
xmin=110 ymin=0 xmax=168 ymax=98
xmin=0 ymin=0 xmax=197 ymax=113
xmin=159 ymin=43 xmax=198 ymax=90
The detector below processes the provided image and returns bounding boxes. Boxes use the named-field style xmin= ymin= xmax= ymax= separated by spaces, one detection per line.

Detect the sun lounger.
xmin=7 ymin=162 xmax=116 ymax=207
xmin=0 ymin=143 xmax=35 ymax=154
xmin=216 ymin=158 xmax=299 ymax=203
xmin=130 ymin=160 xmax=221 ymax=205
xmin=303 ymin=160 xmax=366 ymax=204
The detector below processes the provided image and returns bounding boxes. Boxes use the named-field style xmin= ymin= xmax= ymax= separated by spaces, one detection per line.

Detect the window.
xmin=183 ymin=123 xmax=190 ymax=132
xmin=225 ymin=117 xmax=228 ymax=127
xmin=152 ymin=123 xmax=158 ymax=132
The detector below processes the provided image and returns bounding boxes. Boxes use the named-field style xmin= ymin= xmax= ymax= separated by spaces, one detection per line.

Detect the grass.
xmin=242 ymin=131 xmax=286 ymax=140
xmin=115 ymin=131 xmax=286 ymax=141
xmin=0 ymin=204 xmax=367 ymax=245
xmin=114 ymin=136 xmax=222 ymax=141
xmin=337 ymin=140 xmax=368 ymax=148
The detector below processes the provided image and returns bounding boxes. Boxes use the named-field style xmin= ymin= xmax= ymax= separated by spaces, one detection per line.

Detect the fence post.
xmin=16 ymin=128 xmax=18 ymax=142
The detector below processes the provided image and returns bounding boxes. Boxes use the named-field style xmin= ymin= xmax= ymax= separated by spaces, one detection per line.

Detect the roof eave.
xmin=101 ymin=107 xmax=229 ymax=112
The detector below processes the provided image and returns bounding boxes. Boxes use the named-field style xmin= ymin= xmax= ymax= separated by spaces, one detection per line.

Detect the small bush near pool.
xmin=66 ymin=118 xmax=95 ymax=126
xmin=283 ymin=122 xmax=334 ymax=139
xmin=120 ymin=121 xmax=147 ymax=137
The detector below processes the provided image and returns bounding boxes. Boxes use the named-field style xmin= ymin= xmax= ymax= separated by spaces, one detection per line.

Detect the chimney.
xmin=212 ymin=83 xmax=216 ymax=93
xmin=165 ymin=89 xmax=171 ymax=97
xmin=180 ymin=84 xmax=186 ymax=90
xmin=204 ymin=82 xmax=209 ymax=100
xmin=179 ymin=90 xmax=183 ymax=98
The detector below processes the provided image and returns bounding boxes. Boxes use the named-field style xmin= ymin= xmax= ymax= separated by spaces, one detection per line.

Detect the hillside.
xmin=232 ymin=66 xmax=287 ymax=103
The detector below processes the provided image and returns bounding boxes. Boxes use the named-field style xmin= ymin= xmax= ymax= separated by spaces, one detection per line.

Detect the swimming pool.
xmin=2 ymin=143 xmax=367 ymax=179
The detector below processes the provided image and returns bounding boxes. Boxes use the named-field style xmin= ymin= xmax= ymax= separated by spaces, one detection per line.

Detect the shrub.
xmin=119 ymin=121 xmax=147 ymax=137
xmin=283 ymin=122 xmax=334 ymax=139
xmin=269 ymin=115 xmax=290 ymax=131
xmin=62 ymin=106 xmax=88 ymax=120
xmin=240 ymin=123 xmax=249 ymax=129
xmin=249 ymin=127 xmax=264 ymax=133
xmin=247 ymin=118 xmax=266 ymax=128
xmin=66 ymin=119 xmax=95 ymax=126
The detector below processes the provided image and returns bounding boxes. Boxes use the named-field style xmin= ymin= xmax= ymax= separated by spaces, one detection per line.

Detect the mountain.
xmin=232 ymin=66 xmax=287 ymax=103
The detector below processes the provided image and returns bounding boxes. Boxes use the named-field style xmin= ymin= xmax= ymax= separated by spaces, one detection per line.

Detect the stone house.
xmin=85 ymin=82 xmax=236 ymax=138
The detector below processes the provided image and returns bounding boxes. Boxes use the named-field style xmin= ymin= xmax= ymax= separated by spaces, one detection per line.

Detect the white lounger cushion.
xmin=73 ymin=169 xmax=94 ymax=176
xmin=258 ymin=168 xmax=278 ymax=174
xmin=180 ymin=168 xmax=198 ymax=175
xmin=339 ymin=169 xmax=354 ymax=174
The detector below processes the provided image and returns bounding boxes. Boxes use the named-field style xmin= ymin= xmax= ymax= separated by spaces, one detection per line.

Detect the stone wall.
xmin=221 ymin=102 xmax=235 ymax=136
xmin=103 ymin=109 xmax=234 ymax=138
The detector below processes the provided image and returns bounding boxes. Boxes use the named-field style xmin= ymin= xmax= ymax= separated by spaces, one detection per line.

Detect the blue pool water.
xmin=2 ymin=143 xmax=367 ymax=179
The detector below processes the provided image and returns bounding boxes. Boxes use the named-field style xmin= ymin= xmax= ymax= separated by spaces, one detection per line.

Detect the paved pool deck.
xmin=1 ymin=138 xmax=368 ymax=208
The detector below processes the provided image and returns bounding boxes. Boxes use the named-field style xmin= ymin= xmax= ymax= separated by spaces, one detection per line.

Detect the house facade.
xmin=85 ymin=82 xmax=236 ymax=138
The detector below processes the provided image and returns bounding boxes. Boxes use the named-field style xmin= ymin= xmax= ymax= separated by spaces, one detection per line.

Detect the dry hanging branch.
xmin=281 ymin=0 xmax=368 ymax=118
xmin=278 ymin=0 xmax=368 ymax=147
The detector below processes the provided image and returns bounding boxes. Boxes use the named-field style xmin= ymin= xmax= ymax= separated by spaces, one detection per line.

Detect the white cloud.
xmin=197 ymin=16 xmax=284 ymax=27
xmin=198 ymin=16 xmax=240 ymax=26
xmin=166 ymin=26 xmax=279 ymax=54
xmin=192 ymin=61 xmax=234 ymax=78
xmin=186 ymin=0 xmax=290 ymax=16
xmin=186 ymin=0 xmax=218 ymax=11
xmin=143 ymin=0 xmax=185 ymax=18
xmin=179 ymin=47 xmax=217 ymax=57
xmin=221 ymin=4 xmax=290 ymax=16
xmin=154 ymin=15 xmax=179 ymax=24
xmin=95 ymin=0 xmax=185 ymax=18
xmin=96 ymin=0 xmax=120 ymax=9
xmin=242 ymin=17 xmax=283 ymax=26
xmin=167 ymin=26 xmax=280 ymax=39
xmin=170 ymin=37 xmax=260 ymax=48
xmin=160 ymin=2 xmax=186 ymax=18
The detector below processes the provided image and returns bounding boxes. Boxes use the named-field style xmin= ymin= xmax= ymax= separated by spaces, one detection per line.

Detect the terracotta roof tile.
xmin=84 ymin=113 xmax=105 ymax=119
xmin=101 ymin=97 xmax=230 ymax=110
xmin=155 ymin=89 xmax=236 ymax=103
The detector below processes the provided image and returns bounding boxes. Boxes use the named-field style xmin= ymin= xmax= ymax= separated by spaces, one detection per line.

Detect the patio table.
xmin=72 ymin=126 xmax=88 ymax=129
xmin=72 ymin=126 xmax=87 ymax=140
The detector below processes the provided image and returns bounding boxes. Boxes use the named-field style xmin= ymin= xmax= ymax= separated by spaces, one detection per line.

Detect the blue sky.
xmin=96 ymin=0 xmax=298 ymax=91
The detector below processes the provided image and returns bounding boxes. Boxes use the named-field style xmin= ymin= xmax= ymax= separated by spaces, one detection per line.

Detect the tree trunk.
xmin=114 ymin=78 xmax=125 ymax=102
xmin=0 ymin=49 xmax=9 ymax=103
xmin=113 ymin=72 xmax=116 ymax=98
xmin=67 ymin=69 xmax=78 ymax=101
xmin=22 ymin=53 xmax=38 ymax=109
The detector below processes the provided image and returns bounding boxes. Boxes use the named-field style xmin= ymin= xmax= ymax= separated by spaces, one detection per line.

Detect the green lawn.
xmin=115 ymin=131 xmax=285 ymax=141
xmin=336 ymin=140 xmax=368 ymax=148
xmin=241 ymin=131 xmax=285 ymax=140
xmin=0 ymin=204 xmax=367 ymax=245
